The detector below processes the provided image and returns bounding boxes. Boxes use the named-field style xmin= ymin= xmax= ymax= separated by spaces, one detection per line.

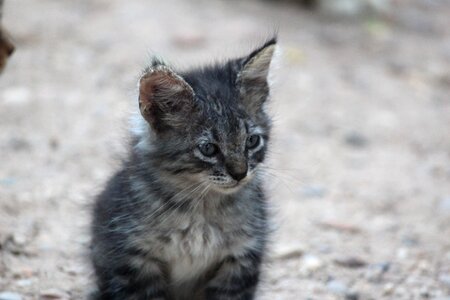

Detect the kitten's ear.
xmin=138 ymin=63 xmax=195 ymax=132
xmin=238 ymin=37 xmax=277 ymax=115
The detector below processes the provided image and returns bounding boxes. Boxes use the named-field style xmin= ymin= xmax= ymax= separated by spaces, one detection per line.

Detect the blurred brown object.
xmin=0 ymin=0 xmax=15 ymax=73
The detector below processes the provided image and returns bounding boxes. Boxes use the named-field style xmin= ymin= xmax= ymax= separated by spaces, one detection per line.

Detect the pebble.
xmin=272 ymin=244 xmax=304 ymax=260
xmin=326 ymin=279 xmax=359 ymax=299
xmin=300 ymin=254 xmax=324 ymax=272
xmin=318 ymin=221 xmax=362 ymax=234
xmin=344 ymin=132 xmax=369 ymax=148
xmin=383 ymin=282 xmax=395 ymax=295
xmin=0 ymin=292 xmax=22 ymax=300
xmin=15 ymin=279 xmax=33 ymax=287
xmin=345 ymin=292 xmax=360 ymax=300
xmin=401 ymin=235 xmax=419 ymax=247
xmin=8 ymin=138 xmax=31 ymax=151
xmin=327 ymin=279 xmax=348 ymax=295
xmin=396 ymin=247 xmax=409 ymax=260
xmin=40 ymin=289 xmax=68 ymax=300
xmin=334 ymin=256 xmax=367 ymax=268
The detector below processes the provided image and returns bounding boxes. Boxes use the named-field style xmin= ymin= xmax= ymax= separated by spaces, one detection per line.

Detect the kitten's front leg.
xmin=205 ymin=249 xmax=263 ymax=300
xmin=95 ymin=255 xmax=170 ymax=300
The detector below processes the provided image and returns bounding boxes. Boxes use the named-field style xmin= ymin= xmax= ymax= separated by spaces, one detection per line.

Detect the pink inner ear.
xmin=138 ymin=72 xmax=165 ymax=125
xmin=138 ymin=69 xmax=195 ymax=129
xmin=139 ymin=72 xmax=164 ymax=107
xmin=139 ymin=70 xmax=189 ymax=108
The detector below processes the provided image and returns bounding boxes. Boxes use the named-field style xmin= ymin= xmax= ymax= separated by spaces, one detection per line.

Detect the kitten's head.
xmin=135 ymin=38 xmax=277 ymax=194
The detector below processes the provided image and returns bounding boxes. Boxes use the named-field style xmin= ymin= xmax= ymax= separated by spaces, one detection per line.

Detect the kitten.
xmin=90 ymin=37 xmax=277 ymax=300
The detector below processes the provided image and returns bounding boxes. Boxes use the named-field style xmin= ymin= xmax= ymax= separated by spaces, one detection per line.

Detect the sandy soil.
xmin=0 ymin=0 xmax=449 ymax=299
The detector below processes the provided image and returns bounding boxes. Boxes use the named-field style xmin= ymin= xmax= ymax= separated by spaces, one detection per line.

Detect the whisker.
xmin=142 ymin=181 xmax=205 ymax=223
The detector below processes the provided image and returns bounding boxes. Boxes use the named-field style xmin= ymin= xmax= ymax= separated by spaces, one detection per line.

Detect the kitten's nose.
xmin=226 ymin=163 xmax=248 ymax=182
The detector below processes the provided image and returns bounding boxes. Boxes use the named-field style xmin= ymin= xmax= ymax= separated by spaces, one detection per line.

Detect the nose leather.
xmin=226 ymin=162 xmax=248 ymax=181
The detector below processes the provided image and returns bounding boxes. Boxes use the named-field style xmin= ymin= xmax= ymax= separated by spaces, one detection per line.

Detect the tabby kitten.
xmin=91 ymin=38 xmax=277 ymax=300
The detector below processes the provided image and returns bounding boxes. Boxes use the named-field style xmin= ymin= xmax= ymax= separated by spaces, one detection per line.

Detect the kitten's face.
xmin=189 ymin=106 xmax=269 ymax=193
xmin=137 ymin=39 xmax=276 ymax=194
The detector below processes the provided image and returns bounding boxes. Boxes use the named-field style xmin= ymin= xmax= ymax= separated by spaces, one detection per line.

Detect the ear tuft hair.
xmin=238 ymin=37 xmax=277 ymax=115
xmin=242 ymin=36 xmax=277 ymax=66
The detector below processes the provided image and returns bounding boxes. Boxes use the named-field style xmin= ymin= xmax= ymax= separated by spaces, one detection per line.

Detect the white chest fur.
xmin=164 ymin=215 xmax=226 ymax=284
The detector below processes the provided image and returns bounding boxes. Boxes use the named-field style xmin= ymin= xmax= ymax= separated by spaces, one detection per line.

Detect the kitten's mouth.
xmin=210 ymin=182 xmax=240 ymax=194
xmin=212 ymin=180 xmax=250 ymax=194
xmin=209 ymin=173 xmax=253 ymax=194
xmin=222 ymin=183 xmax=239 ymax=189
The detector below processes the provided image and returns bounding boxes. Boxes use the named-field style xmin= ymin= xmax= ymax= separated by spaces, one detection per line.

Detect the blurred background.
xmin=0 ymin=0 xmax=449 ymax=299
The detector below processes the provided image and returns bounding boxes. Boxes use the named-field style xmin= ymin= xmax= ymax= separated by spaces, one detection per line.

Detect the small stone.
xmin=9 ymin=138 xmax=31 ymax=151
xmin=396 ymin=247 xmax=409 ymax=260
xmin=15 ymin=279 xmax=33 ymax=287
xmin=49 ymin=137 xmax=60 ymax=150
xmin=0 ymin=292 xmax=23 ymax=300
xmin=419 ymin=287 xmax=431 ymax=299
xmin=383 ymin=283 xmax=395 ymax=295
xmin=334 ymin=256 xmax=367 ymax=268
xmin=327 ymin=280 xmax=349 ymax=295
xmin=39 ymin=289 xmax=68 ymax=300
xmin=301 ymin=254 xmax=324 ymax=272
xmin=401 ymin=235 xmax=419 ymax=247
xmin=344 ymin=132 xmax=369 ymax=148
xmin=62 ymin=265 xmax=84 ymax=276
xmin=318 ymin=221 xmax=362 ymax=234
xmin=272 ymin=244 xmax=304 ymax=260
xmin=346 ymin=292 xmax=360 ymax=300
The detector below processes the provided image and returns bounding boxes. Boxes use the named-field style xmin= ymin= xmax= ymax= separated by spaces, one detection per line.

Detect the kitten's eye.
xmin=246 ymin=135 xmax=261 ymax=149
xmin=199 ymin=143 xmax=219 ymax=157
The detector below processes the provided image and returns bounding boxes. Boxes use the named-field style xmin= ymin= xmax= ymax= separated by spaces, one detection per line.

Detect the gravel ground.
xmin=0 ymin=0 xmax=449 ymax=299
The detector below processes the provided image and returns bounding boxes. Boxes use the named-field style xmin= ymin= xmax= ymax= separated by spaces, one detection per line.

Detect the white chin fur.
xmin=212 ymin=184 xmax=242 ymax=195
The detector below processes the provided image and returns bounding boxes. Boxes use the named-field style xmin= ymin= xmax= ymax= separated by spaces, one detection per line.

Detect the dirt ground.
xmin=0 ymin=0 xmax=449 ymax=299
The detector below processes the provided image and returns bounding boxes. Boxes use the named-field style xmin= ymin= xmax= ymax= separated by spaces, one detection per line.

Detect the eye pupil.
xmin=200 ymin=143 xmax=218 ymax=157
xmin=246 ymin=135 xmax=260 ymax=149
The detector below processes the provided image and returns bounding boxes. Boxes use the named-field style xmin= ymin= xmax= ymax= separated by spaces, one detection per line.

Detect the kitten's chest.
xmin=140 ymin=198 xmax=256 ymax=284
xmin=164 ymin=215 xmax=226 ymax=283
